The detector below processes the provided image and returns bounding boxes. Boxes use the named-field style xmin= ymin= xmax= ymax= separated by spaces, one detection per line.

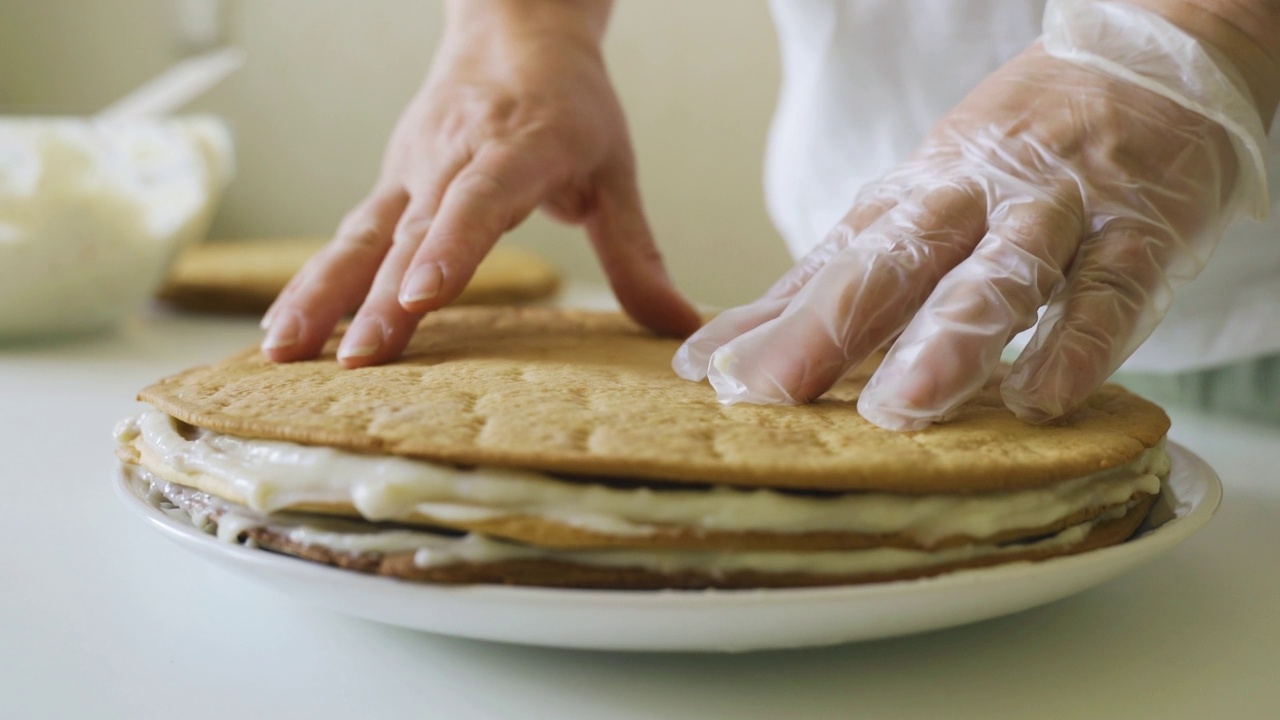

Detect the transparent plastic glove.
xmin=262 ymin=1 xmax=700 ymax=366
xmin=674 ymin=0 xmax=1269 ymax=430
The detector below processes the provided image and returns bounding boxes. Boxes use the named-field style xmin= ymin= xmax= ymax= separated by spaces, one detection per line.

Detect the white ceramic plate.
xmin=115 ymin=442 xmax=1220 ymax=653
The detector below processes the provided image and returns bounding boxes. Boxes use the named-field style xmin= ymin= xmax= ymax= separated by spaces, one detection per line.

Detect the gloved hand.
xmin=262 ymin=0 xmax=700 ymax=366
xmin=674 ymin=0 xmax=1272 ymax=430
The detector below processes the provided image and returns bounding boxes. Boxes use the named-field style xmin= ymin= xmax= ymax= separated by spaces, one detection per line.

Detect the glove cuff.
xmin=1043 ymin=0 xmax=1269 ymax=220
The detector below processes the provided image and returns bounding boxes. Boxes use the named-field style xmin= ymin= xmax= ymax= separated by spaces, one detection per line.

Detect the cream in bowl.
xmin=0 ymin=115 xmax=232 ymax=340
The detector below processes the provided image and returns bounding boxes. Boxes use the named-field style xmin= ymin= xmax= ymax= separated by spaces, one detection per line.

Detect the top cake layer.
xmin=138 ymin=307 xmax=1170 ymax=493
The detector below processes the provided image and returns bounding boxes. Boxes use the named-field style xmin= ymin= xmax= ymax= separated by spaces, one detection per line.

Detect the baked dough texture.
xmin=139 ymin=306 xmax=1169 ymax=493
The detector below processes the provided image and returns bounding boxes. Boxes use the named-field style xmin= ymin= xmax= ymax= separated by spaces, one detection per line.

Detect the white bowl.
xmin=0 ymin=115 xmax=233 ymax=340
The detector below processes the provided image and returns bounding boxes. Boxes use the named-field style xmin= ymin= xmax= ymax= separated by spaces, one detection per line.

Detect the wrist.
xmin=1043 ymin=0 xmax=1273 ymax=219
xmin=1121 ymin=0 xmax=1280 ymax=121
xmin=443 ymin=0 xmax=613 ymax=49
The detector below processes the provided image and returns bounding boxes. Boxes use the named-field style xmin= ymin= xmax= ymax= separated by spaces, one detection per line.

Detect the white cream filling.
xmin=131 ymin=467 xmax=1132 ymax=578
xmin=119 ymin=409 xmax=1167 ymax=545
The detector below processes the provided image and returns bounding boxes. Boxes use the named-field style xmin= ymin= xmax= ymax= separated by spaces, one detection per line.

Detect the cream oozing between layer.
xmin=131 ymin=467 xmax=1135 ymax=578
xmin=118 ymin=410 xmax=1167 ymax=545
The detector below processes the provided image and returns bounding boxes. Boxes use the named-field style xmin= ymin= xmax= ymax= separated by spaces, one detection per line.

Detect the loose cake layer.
xmin=118 ymin=410 xmax=1166 ymax=552
xmin=127 ymin=465 xmax=1157 ymax=590
xmin=136 ymin=307 xmax=1171 ymax=493
xmin=158 ymin=241 xmax=560 ymax=313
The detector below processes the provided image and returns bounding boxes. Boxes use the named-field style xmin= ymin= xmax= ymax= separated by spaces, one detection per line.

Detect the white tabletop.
xmin=2 ymin=301 xmax=1277 ymax=720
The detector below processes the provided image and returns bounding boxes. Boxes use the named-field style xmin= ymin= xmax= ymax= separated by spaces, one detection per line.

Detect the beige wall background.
xmin=0 ymin=0 xmax=792 ymax=308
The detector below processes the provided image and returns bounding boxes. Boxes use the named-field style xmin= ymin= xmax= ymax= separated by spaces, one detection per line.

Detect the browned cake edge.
xmin=232 ymin=495 xmax=1158 ymax=590
xmin=125 ymin=446 xmax=1155 ymax=552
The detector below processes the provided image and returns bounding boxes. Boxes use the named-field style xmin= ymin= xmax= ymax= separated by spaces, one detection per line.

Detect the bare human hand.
xmin=261 ymin=0 xmax=700 ymax=366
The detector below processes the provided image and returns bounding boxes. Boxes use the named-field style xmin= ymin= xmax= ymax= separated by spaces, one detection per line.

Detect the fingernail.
xmin=259 ymin=311 xmax=274 ymax=330
xmin=858 ymin=365 xmax=942 ymax=431
xmin=338 ymin=318 xmax=385 ymax=360
xmin=857 ymin=398 xmax=935 ymax=432
xmin=711 ymin=347 xmax=738 ymax=377
xmin=1002 ymin=383 xmax=1070 ymax=425
xmin=261 ymin=311 xmax=302 ymax=351
xmin=671 ymin=341 xmax=710 ymax=381
xmin=400 ymin=264 xmax=444 ymax=306
xmin=870 ymin=365 xmax=935 ymax=408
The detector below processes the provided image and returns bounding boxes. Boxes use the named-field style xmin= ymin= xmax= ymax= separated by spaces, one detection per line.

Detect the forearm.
xmin=1124 ymin=0 xmax=1280 ymax=122
xmin=443 ymin=0 xmax=614 ymax=48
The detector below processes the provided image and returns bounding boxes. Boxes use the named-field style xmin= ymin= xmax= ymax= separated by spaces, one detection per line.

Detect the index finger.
xmin=704 ymin=182 xmax=987 ymax=406
xmin=397 ymin=145 xmax=561 ymax=314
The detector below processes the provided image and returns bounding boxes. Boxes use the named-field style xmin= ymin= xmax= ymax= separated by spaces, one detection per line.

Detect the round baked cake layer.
xmin=157 ymin=240 xmax=559 ymax=313
xmin=137 ymin=306 xmax=1170 ymax=493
